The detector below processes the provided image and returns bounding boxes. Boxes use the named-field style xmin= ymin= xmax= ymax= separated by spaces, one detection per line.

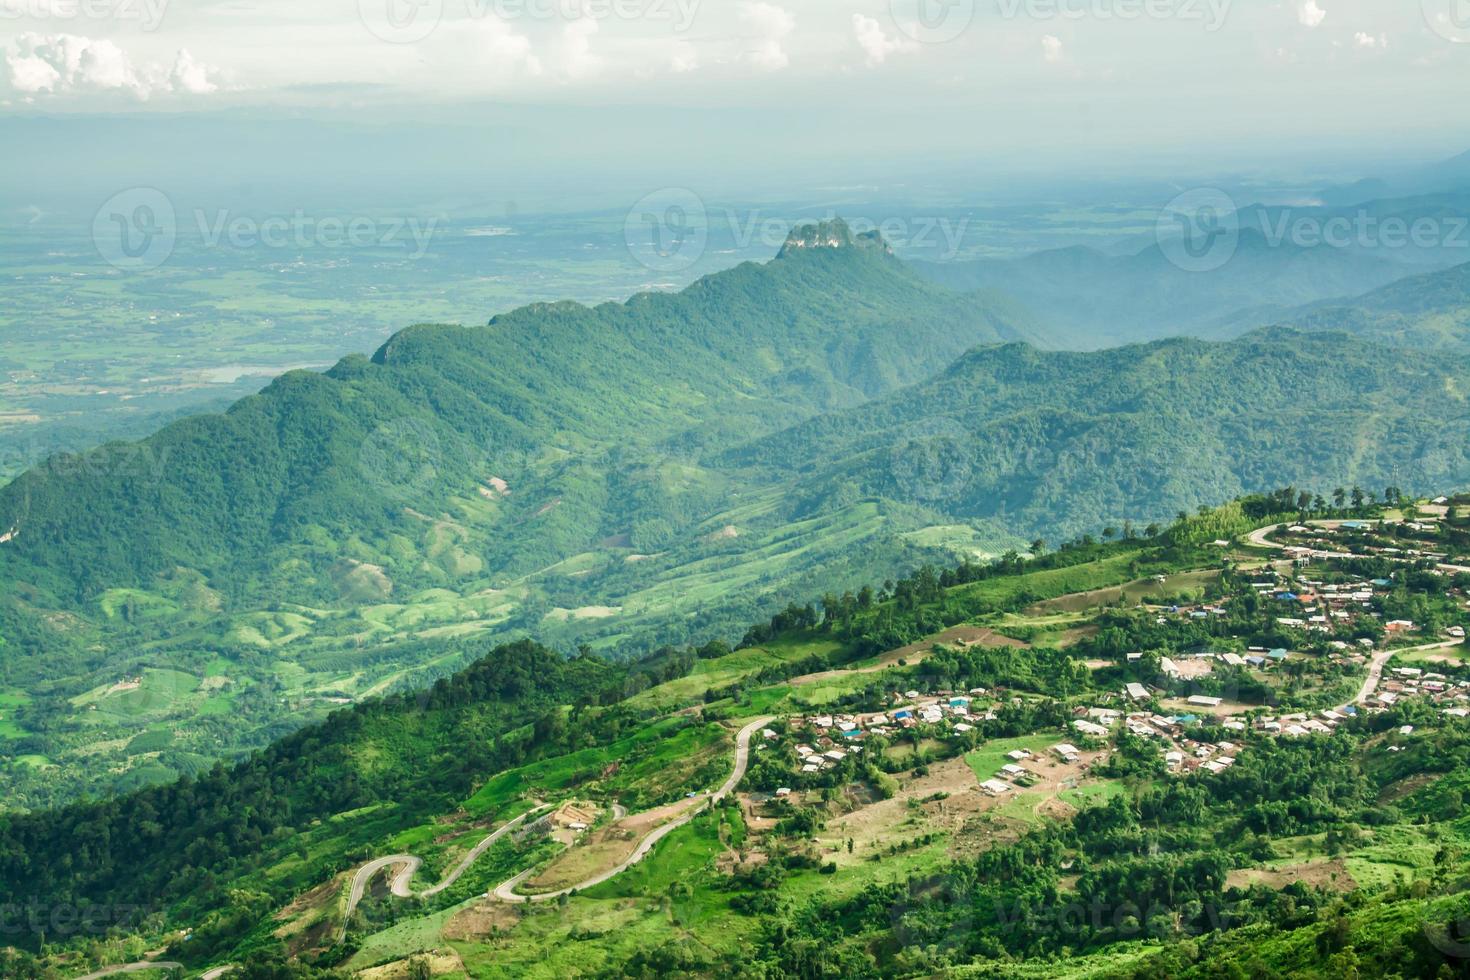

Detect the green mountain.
xmin=732 ymin=329 xmax=1470 ymax=536
xmin=0 ymin=221 xmax=1039 ymax=806
xmin=1283 ymin=259 xmax=1470 ymax=348
xmin=4 ymin=218 xmax=1470 ymax=810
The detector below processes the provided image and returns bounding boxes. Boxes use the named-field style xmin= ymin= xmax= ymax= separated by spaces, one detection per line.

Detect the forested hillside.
xmin=3 ymin=220 xmax=1469 ymax=808
xmin=732 ymin=329 xmax=1470 ymax=534
xmin=1285 ymin=259 xmax=1470 ymax=348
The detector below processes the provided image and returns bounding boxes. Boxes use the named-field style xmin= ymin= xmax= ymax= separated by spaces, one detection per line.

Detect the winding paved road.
xmin=490 ymin=715 xmax=772 ymax=904
xmin=1246 ymin=521 xmax=1470 ymax=573
xmin=338 ymin=804 xmax=549 ymax=941
xmin=1349 ymin=638 xmax=1466 ymax=707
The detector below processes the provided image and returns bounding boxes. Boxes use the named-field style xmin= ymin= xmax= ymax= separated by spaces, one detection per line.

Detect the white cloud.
xmin=1 ymin=33 xmax=220 ymax=100
xmin=170 ymin=50 xmax=218 ymax=95
xmin=852 ymin=13 xmax=914 ymax=67
xmin=669 ymin=40 xmax=699 ymax=74
xmin=554 ymin=17 xmax=601 ymax=80
xmin=463 ymin=16 xmax=542 ymax=80
xmin=739 ymin=1 xmax=794 ymax=72
xmin=1041 ymin=34 xmax=1064 ymax=64
xmin=1353 ymin=31 xmax=1385 ymax=49
xmin=1297 ymin=1 xmax=1326 ymax=28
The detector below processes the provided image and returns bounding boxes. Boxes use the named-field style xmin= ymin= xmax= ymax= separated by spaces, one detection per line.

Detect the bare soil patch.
xmin=1226 ymin=859 xmax=1356 ymax=893
xmin=443 ymin=902 xmax=522 ymax=941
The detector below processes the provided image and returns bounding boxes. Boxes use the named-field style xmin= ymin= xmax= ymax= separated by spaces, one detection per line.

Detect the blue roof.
xmin=893 ymin=710 xmax=912 ymax=720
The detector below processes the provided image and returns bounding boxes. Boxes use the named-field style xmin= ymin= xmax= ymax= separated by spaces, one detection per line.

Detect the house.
xmin=980 ymin=779 xmax=1013 ymax=796
xmin=1006 ymin=749 xmax=1032 ymax=761
xmin=1001 ymin=763 xmax=1028 ymax=778
xmin=1187 ymin=695 xmax=1223 ymax=708
xmin=1221 ymin=653 xmax=1246 ymax=667
xmin=775 ymin=787 xmax=792 ymax=797
xmin=954 ymin=722 xmax=974 ymax=733
xmin=1125 ymin=682 xmax=1150 ymax=701
xmin=1073 ymin=719 xmax=1110 ymax=738
xmin=1160 ymin=657 xmax=1181 ymax=677
xmin=1052 ymin=743 xmax=1081 ymax=762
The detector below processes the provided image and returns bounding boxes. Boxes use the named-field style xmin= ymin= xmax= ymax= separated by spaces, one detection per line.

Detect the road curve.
xmin=71 ymin=963 xmax=184 ymax=980
xmin=1245 ymin=521 xmax=1470 ymax=573
xmin=1350 ymin=638 xmax=1465 ymax=707
xmin=491 ymin=716 xmax=773 ymax=904
xmin=338 ymin=804 xmax=549 ymax=941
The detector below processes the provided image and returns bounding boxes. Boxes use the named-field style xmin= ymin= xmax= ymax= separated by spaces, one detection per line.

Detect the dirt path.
xmin=338 ymin=804 xmax=549 ymax=941
xmin=71 ymin=963 xmax=184 ymax=980
xmin=490 ymin=716 xmax=771 ymax=903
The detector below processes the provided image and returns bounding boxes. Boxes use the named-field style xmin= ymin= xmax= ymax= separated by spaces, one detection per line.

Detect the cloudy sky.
xmin=2 ymin=0 xmax=1467 ymax=205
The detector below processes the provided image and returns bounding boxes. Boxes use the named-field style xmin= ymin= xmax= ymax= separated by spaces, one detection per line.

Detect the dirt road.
xmin=490 ymin=716 xmax=772 ymax=903
xmin=71 ymin=963 xmax=184 ymax=980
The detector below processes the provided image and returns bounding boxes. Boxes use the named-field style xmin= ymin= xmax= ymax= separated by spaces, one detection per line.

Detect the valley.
xmin=11 ymin=492 xmax=1470 ymax=979
xmin=5 ymin=224 xmax=1470 ymax=808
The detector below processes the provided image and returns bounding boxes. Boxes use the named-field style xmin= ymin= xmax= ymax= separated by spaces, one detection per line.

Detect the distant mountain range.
xmin=914 ymin=189 xmax=1470 ymax=348
xmin=2 ymin=218 xmax=1469 ymax=805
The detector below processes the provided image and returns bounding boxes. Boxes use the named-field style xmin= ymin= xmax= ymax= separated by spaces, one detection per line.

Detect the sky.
xmin=1 ymin=0 xmax=1468 ymax=209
